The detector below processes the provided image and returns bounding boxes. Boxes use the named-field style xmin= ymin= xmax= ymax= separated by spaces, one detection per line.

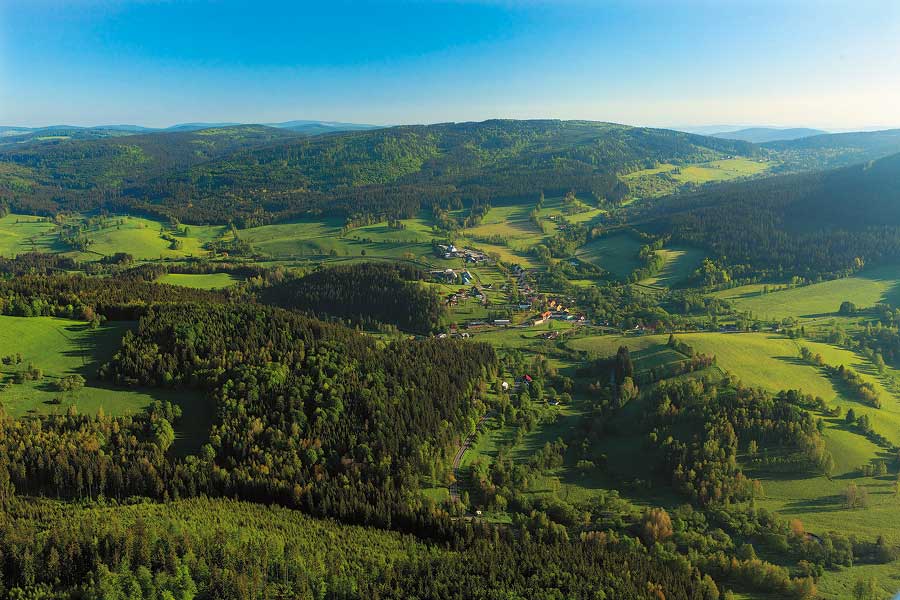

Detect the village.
xmin=430 ymin=257 xmax=586 ymax=336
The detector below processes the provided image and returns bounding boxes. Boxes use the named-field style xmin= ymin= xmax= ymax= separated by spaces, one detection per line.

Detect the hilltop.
xmin=642 ymin=150 xmax=900 ymax=278
xmin=710 ymin=127 xmax=828 ymax=143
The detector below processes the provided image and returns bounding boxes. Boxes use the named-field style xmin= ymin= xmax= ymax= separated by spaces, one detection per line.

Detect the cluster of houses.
xmin=439 ymin=328 xmax=472 ymax=339
xmin=435 ymin=244 xmax=489 ymax=264
xmin=530 ymin=298 xmax=584 ymax=326
xmin=500 ymin=375 xmax=532 ymax=392
xmin=445 ymin=286 xmax=487 ymax=307
xmin=431 ymin=268 xmax=476 ymax=285
xmin=531 ymin=310 xmax=584 ymax=326
xmin=499 ymin=375 xmax=560 ymax=405
xmin=510 ymin=264 xmax=530 ymax=293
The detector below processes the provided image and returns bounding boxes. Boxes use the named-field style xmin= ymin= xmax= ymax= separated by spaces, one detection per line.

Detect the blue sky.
xmin=2 ymin=0 xmax=899 ymax=129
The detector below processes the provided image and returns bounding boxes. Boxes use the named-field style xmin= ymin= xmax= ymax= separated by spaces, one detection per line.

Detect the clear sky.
xmin=2 ymin=0 xmax=899 ymax=129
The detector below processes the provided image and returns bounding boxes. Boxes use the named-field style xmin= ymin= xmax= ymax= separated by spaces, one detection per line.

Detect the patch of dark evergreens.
xmin=260 ymin=262 xmax=446 ymax=334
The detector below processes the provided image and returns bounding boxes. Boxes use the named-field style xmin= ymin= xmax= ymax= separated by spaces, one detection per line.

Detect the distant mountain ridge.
xmin=710 ymin=127 xmax=828 ymax=143
xmin=1 ymin=120 xmax=382 ymax=135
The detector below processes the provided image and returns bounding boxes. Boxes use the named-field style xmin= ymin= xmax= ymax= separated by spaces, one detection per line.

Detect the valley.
xmin=3 ymin=120 xmax=900 ymax=599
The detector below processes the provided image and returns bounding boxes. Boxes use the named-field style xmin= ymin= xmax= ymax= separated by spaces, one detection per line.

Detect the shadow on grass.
xmin=779 ymin=494 xmax=846 ymax=514
xmin=773 ymin=355 xmax=810 ymax=367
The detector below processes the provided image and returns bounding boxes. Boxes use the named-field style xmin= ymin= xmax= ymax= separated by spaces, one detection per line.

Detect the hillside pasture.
xmin=0 ymin=315 xmax=209 ymax=454
xmin=621 ymin=158 xmax=774 ymax=200
xmin=569 ymin=329 xmax=900 ymax=589
xmin=78 ymin=216 xmax=199 ymax=259
xmin=158 ymin=272 xmax=242 ymax=289
xmin=463 ymin=204 xmax=545 ymax=250
xmin=576 ymin=232 xmax=643 ymax=279
xmin=0 ymin=213 xmax=59 ymax=256
xmin=671 ymin=157 xmax=771 ymax=184
xmin=241 ymin=218 xmax=436 ymax=263
xmin=712 ymin=263 xmax=900 ymax=321
xmin=535 ymin=195 xmax=604 ymax=225
xmin=0 ymin=316 xmax=164 ymax=417
xmin=239 ymin=218 xmax=347 ymax=257
xmin=348 ymin=212 xmax=437 ymax=244
xmin=639 ymin=245 xmax=706 ymax=287
xmin=0 ymin=214 xmax=233 ymax=262
xmin=569 ymin=330 xmax=900 ymax=444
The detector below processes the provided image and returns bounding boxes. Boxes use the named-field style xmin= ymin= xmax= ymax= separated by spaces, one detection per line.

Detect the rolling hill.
xmin=764 ymin=128 xmax=900 ymax=171
xmin=0 ymin=119 xmax=757 ymax=225
xmin=642 ymin=150 xmax=900 ymax=278
xmin=0 ymin=125 xmax=306 ymax=214
xmin=7 ymin=119 xmax=900 ymax=232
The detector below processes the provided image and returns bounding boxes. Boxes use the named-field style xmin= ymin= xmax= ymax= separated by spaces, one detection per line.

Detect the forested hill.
xmin=764 ymin=128 xmax=900 ymax=172
xmin=643 ymin=151 xmax=900 ymax=280
xmin=0 ymin=125 xmax=304 ymax=213
xmin=0 ymin=119 xmax=755 ymax=226
xmin=260 ymin=262 xmax=447 ymax=334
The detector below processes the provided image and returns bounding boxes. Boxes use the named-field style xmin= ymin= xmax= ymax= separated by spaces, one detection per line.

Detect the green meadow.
xmin=349 ymin=211 xmax=438 ymax=244
xmin=0 ymin=316 xmax=165 ymax=417
xmin=535 ymin=195 xmax=605 ymax=225
xmin=240 ymin=217 xmax=435 ymax=262
xmin=567 ymin=328 xmax=900 ymax=595
xmin=570 ymin=330 xmax=900 ymax=444
xmin=0 ymin=213 xmax=232 ymax=261
xmin=622 ymin=157 xmax=774 ymax=200
xmin=713 ymin=263 xmax=900 ymax=321
xmin=576 ymin=231 xmax=644 ymax=279
xmin=0 ymin=315 xmax=209 ymax=454
xmin=463 ymin=203 xmax=544 ymax=248
xmin=623 ymin=157 xmax=772 ymax=185
xmin=75 ymin=216 xmax=227 ymax=260
xmin=672 ymin=157 xmax=772 ymax=184
xmin=640 ymin=245 xmax=706 ymax=288
xmin=158 ymin=272 xmax=242 ymax=289
xmin=0 ymin=213 xmax=59 ymax=256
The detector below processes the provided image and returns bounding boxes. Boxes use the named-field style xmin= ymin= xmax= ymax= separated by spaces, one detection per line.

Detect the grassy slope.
xmin=0 ymin=213 xmax=230 ymax=261
xmin=673 ymin=157 xmax=771 ymax=184
xmin=713 ymin=263 xmax=900 ymax=321
xmin=0 ymin=316 xmax=176 ymax=417
xmin=240 ymin=217 xmax=432 ymax=262
xmin=570 ymin=331 xmax=900 ymax=531
xmin=157 ymin=272 xmax=242 ymax=289
xmin=640 ymin=245 xmax=706 ymax=287
xmin=0 ymin=316 xmax=208 ymax=454
xmin=577 ymin=232 xmax=644 ymax=279
xmin=0 ymin=213 xmax=58 ymax=255
xmin=622 ymin=157 xmax=774 ymax=200
xmin=76 ymin=217 xmax=226 ymax=260
xmin=568 ymin=329 xmax=900 ymax=597
xmin=571 ymin=331 xmax=900 ymax=441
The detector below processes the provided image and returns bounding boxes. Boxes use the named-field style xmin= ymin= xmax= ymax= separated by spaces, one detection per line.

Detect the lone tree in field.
xmin=844 ymin=482 xmax=869 ymax=509
xmin=839 ymin=301 xmax=857 ymax=315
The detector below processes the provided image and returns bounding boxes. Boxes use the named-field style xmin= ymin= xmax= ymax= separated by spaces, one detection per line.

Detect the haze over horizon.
xmin=2 ymin=0 xmax=899 ymax=130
